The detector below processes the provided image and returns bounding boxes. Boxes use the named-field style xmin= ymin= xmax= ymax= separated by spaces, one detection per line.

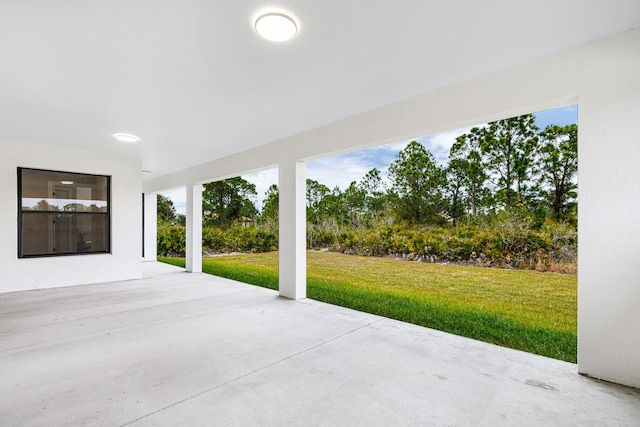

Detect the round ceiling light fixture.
xmin=255 ymin=13 xmax=297 ymax=42
xmin=113 ymin=133 xmax=141 ymax=143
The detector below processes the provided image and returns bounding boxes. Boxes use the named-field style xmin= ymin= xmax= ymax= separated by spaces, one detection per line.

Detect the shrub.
xmin=308 ymin=218 xmax=576 ymax=272
xmin=157 ymin=225 xmax=278 ymax=257
xmin=157 ymin=225 xmax=187 ymax=257
xmin=158 ymin=215 xmax=576 ymax=272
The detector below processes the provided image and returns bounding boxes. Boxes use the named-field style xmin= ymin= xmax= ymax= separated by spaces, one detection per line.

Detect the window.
xmin=18 ymin=168 xmax=110 ymax=257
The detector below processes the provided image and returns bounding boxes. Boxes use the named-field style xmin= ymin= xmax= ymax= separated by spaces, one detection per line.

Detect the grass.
xmin=159 ymin=252 xmax=577 ymax=362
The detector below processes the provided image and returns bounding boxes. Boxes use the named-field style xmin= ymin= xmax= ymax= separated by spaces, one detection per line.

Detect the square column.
xmin=278 ymin=161 xmax=306 ymax=299
xmin=186 ymin=183 xmax=202 ymax=273
xmin=143 ymin=192 xmax=157 ymax=261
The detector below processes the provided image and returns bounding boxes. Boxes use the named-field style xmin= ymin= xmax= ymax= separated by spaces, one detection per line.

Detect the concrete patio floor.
xmin=1 ymin=262 xmax=639 ymax=426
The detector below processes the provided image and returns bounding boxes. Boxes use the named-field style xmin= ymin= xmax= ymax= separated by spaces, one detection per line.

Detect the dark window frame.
xmin=17 ymin=167 xmax=111 ymax=258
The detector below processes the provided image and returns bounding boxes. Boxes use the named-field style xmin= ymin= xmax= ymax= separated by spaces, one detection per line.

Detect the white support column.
xmin=143 ymin=192 xmax=157 ymax=261
xmin=186 ymin=183 xmax=202 ymax=273
xmin=278 ymin=160 xmax=307 ymax=299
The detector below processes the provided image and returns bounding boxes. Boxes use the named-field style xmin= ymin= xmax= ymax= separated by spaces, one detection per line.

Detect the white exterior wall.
xmin=577 ymin=52 xmax=640 ymax=387
xmin=1 ymin=141 xmax=142 ymax=292
xmin=143 ymin=192 xmax=157 ymax=262
xmin=185 ymin=183 xmax=202 ymax=273
xmin=278 ymin=161 xmax=307 ymax=300
xmin=143 ymin=29 xmax=640 ymax=388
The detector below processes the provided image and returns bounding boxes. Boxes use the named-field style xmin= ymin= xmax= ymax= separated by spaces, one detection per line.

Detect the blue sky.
xmin=163 ymin=104 xmax=577 ymax=214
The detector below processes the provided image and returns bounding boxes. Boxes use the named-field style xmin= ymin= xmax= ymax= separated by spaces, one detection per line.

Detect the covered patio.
xmin=2 ymin=262 xmax=639 ymax=426
xmin=2 ymin=2 xmax=640 ymax=419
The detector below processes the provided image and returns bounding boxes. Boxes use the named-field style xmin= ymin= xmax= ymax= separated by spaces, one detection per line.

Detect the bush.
xmin=305 ymin=215 xmax=576 ymax=272
xmin=157 ymin=225 xmax=278 ymax=257
xmin=157 ymin=225 xmax=187 ymax=257
xmin=158 ymin=215 xmax=577 ymax=273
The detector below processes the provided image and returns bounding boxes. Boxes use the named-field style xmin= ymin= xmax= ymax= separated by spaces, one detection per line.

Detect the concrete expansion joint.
xmin=119 ymin=318 xmax=384 ymax=426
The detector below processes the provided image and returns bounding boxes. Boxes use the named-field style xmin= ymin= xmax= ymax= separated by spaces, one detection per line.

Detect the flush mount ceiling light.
xmin=255 ymin=13 xmax=297 ymax=41
xmin=112 ymin=133 xmax=140 ymax=143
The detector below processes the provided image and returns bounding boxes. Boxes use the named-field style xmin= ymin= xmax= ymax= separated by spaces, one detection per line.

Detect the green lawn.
xmin=159 ymin=252 xmax=577 ymax=362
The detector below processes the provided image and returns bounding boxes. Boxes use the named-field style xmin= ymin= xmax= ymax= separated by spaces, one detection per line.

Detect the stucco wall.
xmin=1 ymin=141 xmax=142 ymax=292
xmin=577 ymin=45 xmax=640 ymax=388
xmin=145 ymin=29 xmax=640 ymax=388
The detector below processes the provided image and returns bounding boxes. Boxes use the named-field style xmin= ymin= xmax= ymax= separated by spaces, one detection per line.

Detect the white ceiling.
xmin=1 ymin=0 xmax=639 ymax=180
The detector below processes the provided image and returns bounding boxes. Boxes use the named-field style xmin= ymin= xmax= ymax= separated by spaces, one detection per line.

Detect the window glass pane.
xmin=21 ymin=169 xmax=108 ymax=212
xmin=21 ymin=213 xmax=108 ymax=256
xmin=18 ymin=168 xmax=110 ymax=257
xmin=20 ymin=213 xmax=51 ymax=256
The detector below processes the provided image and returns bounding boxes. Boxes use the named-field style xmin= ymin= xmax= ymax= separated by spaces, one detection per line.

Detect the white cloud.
xmin=160 ymin=127 xmax=479 ymax=215
xmin=368 ymin=140 xmax=410 ymax=153
xmin=243 ymin=168 xmax=278 ymax=210
xmin=307 ymin=152 xmax=377 ymax=191
xmin=157 ymin=107 xmax=575 ymax=217
xmin=159 ymin=187 xmax=187 ymax=215
xmin=420 ymin=126 xmax=478 ymax=164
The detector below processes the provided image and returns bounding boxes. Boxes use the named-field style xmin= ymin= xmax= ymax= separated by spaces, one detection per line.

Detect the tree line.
xmin=157 ymin=113 xmax=577 ymax=271
xmin=159 ymin=113 xmax=576 ymax=228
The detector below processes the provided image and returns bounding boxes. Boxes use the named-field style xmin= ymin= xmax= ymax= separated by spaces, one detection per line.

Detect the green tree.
xmin=260 ymin=184 xmax=279 ymax=223
xmin=480 ymin=114 xmax=539 ymax=208
xmin=306 ymin=179 xmax=331 ymax=224
xmin=358 ymin=168 xmax=388 ymax=222
xmin=444 ymin=159 xmax=468 ymax=225
xmin=317 ymin=186 xmax=346 ymax=224
xmin=388 ymin=141 xmax=445 ymax=224
xmin=157 ymin=194 xmax=177 ymax=225
xmin=538 ymin=124 xmax=578 ymax=221
xmin=450 ymin=127 xmax=490 ymax=218
xmin=342 ymin=181 xmax=366 ymax=226
xmin=202 ymin=177 xmax=257 ymax=227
